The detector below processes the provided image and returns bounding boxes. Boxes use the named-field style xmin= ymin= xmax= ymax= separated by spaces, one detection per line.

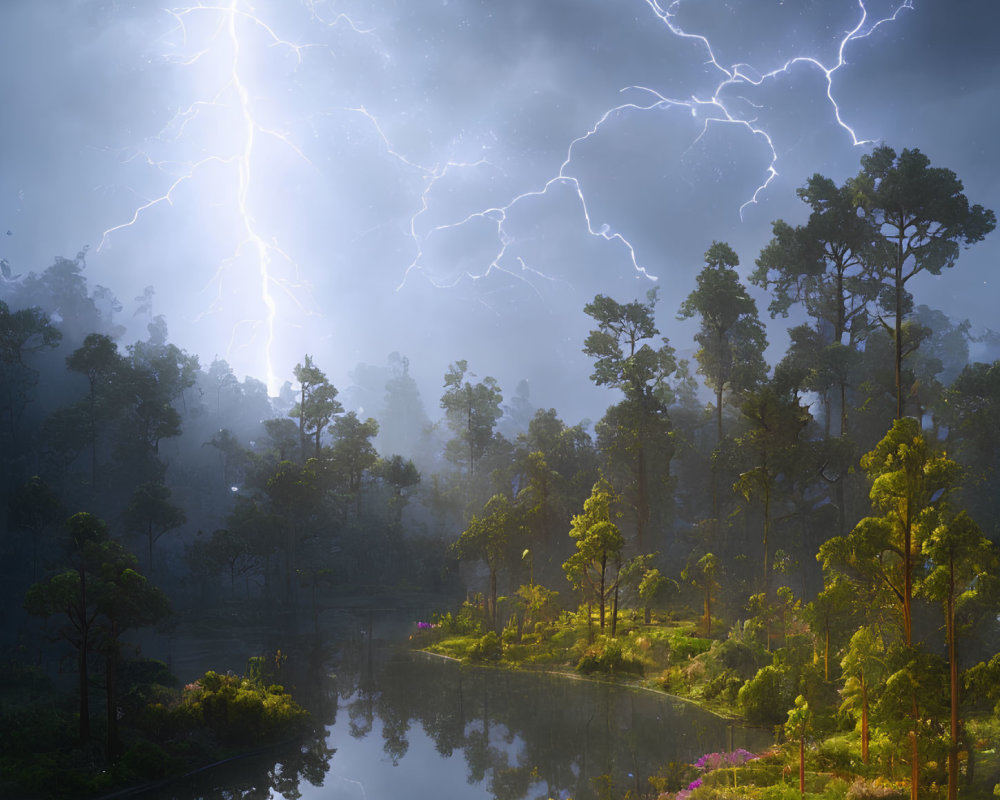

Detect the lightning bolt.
xmin=98 ymin=0 xmax=369 ymax=394
xmin=94 ymin=0 xmax=913 ymax=381
xmin=397 ymin=0 xmax=913 ymax=290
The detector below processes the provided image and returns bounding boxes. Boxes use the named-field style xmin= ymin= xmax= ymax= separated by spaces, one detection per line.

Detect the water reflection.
xmin=135 ymin=617 xmax=770 ymax=800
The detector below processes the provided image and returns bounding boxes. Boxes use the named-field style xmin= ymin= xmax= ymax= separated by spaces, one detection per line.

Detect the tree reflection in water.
xmin=133 ymin=618 xmax=768 ymax=799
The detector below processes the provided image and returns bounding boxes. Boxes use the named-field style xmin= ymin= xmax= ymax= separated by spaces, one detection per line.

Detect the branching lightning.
xmin=98 ymin=0 xmax=367 ymax=393
xmin=399 ymin=0 xmax=913 ymax=288
xmin=96 ymin=0 xmax=913 ymax=383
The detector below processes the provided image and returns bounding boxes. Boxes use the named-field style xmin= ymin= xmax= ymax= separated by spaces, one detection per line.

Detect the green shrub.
xmin=171 ymin=670 xmax=309 ymax=746
xmin=712 ymin=637 xmax=769 ymax=678
xmin=669 ymin=631 xmax=713 ymax=664
xmin=470 ymin=631 xmax=503 ymax=662
xmin=119 ymin=740 xmax=178 ymax=779
xmin=815 ymin=734 xmax=858 ymax=773
xmin=576 ymin=638 xmax=644 ymax=677
xmin=434 ymin=603 xmax=483 ymax=636
xmin=737 ymin=664 xmax=793 ymax=726
xmin=845 ymin=778 xmax=908 ymax=799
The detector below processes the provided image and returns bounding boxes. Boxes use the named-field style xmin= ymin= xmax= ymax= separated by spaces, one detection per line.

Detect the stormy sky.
xmin=1 ymin=0 xmax=998 ymax=424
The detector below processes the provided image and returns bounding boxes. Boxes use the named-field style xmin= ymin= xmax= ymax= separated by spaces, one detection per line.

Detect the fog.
xmin=2 ymin=0 xmax=997 ymax=423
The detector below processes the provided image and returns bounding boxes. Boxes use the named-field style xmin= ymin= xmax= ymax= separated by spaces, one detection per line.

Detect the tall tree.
xmin=93 ymin=544 xmax=169 ymax=758
xmin=820 ymin=418 xmax=962 ymax=800
xmin=65 ymin=333 xmax=122 ymax=487
xmin=329 ymin=412 xmax=380 ymax=512
xmin=563 ymin=479 xmax=625 ymax=635
xmin=23 ymin=513 xmax=107 ymax=744
xmin=731 ymin=376 xmax=811 ymax=593
xmin=454 ymin=493 xmax=522 ymax=632
xmin=122 ymin=481 xmax=186 ymax=575
xmin=918 ymin=509 xmax=997 ymax=800
xmin=753 ymin=174 xmax=880 ymax=437
xmin=850 ymin=146 xmax=995 ymax=419
xmin=941 ymin=360 xmax=1000 ymax=540
xmin=584 ymin=289 xmax=676 ymax=552
xmin=679 ymin=242 xmax=768 ymax=445
xmin=8 ymin=475 xmax=63 ymax=580
xmin=440 ymin=360 xmax=503 ymax=480
xmin=291 ymin=355 xmax=343 ymax=460
xmin=0 ymin=300 xmax=61 ymax=451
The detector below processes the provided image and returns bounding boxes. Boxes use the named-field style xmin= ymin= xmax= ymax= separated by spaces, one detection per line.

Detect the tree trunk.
xmin=894 ymin=236 xmax=905 ymax=420
xmin=947 ymin=554 xmax=959 ymax=800
xmin=636 ymin=444 xmax=647 ymax=554
xmin=489 ymin=567 xmax=498 ymax=633
xmin=598 ymin=554 xmax=606 ymax=630
xmin=703 ymin=584 xmax=712 ymax=637
xmin=799 ymin=735 xmax=805 ymax=796
xmin=106 ymin=627 xmax=119 ymax=761
xmin=861 ymin=673 xmax=869 ymax=765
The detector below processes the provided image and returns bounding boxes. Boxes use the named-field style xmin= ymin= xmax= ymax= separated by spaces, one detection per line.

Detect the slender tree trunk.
xmin=824 ymin=624 xmax=830 ymax=682
xmin=77 ymin=569 xmax=90 ymax=745
xmin=799 ymin=735 xmax=805 ymax=796
xmin=106 ymin=628 xmax=119 ymax=760
xmin=637 ymin=444 xmax=647 ymax=554
xmin=861 ymin=673 xmax=870 ymax=765
xmin=489 ymin=567 xmax=498 ymax=633
xmin=947 ymin=555 xmax=959 ymax=800
xmin=894 ymin=236 xmax=905 ymax=420
xmin=703 ymin=583 xmax=711 ymax=636
xmin=611 ymin=575 xmax=619 ymax=638
xmin=598 ymin=554 xmax=606 ymax=630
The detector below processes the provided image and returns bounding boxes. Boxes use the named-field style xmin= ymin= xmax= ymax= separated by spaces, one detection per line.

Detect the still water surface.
xmin=136 ymin=614 xmax=770 ymax=800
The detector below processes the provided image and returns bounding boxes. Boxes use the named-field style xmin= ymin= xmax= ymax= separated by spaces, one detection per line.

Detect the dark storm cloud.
xmin=1 ymin=0 xmax=997 ymax=423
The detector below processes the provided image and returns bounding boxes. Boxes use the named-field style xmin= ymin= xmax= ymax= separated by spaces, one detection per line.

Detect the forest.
xmin=2 ymin=146 xmax=1000 ymax=800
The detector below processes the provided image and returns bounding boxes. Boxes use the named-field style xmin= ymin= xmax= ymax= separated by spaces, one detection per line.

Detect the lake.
xmin=131 ymin=610 xmax=771 ymax=800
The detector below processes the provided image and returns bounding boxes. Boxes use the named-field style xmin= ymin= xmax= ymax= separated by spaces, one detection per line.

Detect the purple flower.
xmin=687 ymin=778 xmax=703 ymax=791
xmin=417 ymin=621 xmax=433 ymax=629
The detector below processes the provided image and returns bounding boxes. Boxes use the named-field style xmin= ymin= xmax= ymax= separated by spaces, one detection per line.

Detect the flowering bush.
xmin=693 ymin=749 xmax=757 ymax=771
xmin=664 ymin=750 xmax=759 ymax=800
xmin=170 ymin=670 xmax=309 ymax=745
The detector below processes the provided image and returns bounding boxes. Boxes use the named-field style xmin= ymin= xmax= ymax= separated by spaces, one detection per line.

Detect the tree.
xmin=732 ymin=377 xmax=811 ymax=592
xmin=375 ymin=454 xmax=421 ymax=523
xmin=584 ymin=289 xmax=676 ymax=552
xmin=291 ymin=355 xmax=343 ymax=460
xmin=23 ymin=512 xmax=151 ymax=747
xmin=65 ymin=333 xmax=122 ymax=487
xmin=440 ymin=360 xmax=503 ymax=480
xmin=679 ymin=242 xmax=768 ymax=445
xmin=850 ymin=146 xmax=995 ymax=419
xmin=202 ymin=527 xmax=263 ymax=599
xmin=206 ymin=428 xmax=250 ymax=489
xmin=820 ymin=418 xmax=962 ymax=800
xmin=329 ymin=412 xmax=380 ymax=502
xmin=122 ymin=481 xmax=187 ymax=575
xmin=682 ymin=552 xmax=719 ymax=636
xmin=0 ymin=300 xmax=61 ymax=447
xmin=262 ymin=417 xmax=301 ymax=463
xmin=454 ymin=494 xmax=521 ymax=632
xmin=752 ymin=174 xmax=880 ymax=437
xmin=918 ymin=509 xmax=997 ymax=800
xmin=941 ymin=360 xmax=1000 ymax=541
xmin=840 ymin=626 xmax=888 ymax=765
xmin=8 ymin=475 xmax=63 ymax=580
xmin=563 ymin=479 xmax=625 ymax=635
xmin=93 ymin=543 xmax=169 ymax=757
xmin=785 ymin=695 xmax=811 ymax=796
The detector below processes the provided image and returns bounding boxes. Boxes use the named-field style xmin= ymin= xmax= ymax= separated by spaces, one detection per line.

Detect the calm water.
xmin=133 ymin=614 xmax=770 ymax=800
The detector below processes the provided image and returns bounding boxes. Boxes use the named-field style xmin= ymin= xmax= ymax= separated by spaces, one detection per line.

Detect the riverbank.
xmin=410 ymin=605 xmax=1000 ymax=800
